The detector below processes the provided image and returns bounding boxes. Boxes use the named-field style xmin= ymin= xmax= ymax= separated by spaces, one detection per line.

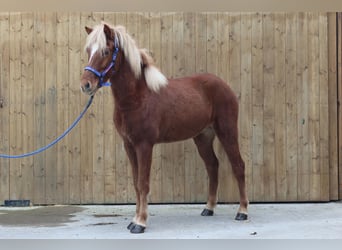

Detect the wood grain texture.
xmin=68 ymin=12 xmax=81 ymax=204
xmin=33 ymin=12 xmax=46 ymax=204
xmin=296 ymin=12 xmax=310 ymax=201
xmin=251 ymin=12 xmax=264 ymax=201
xmin=338 ymin=13 xmax=342 ymax=200
xmin=56 ymin=12 xmax=69 ymax=204
xmin=285 ymin=13 xmax=298 ymax=201
xmin=274 ymin=13 xmax=287 ymax=201
xmin=45 ymin=12 xmax=57 ymax=204
xmin=327 ymin=13 xmax=338 ymax=201
xmin=9 ymin=13 xmax=23 ymax=201
xmin=21 ymin=12 xmax=34 ymax=203
xmin=0 ymin=13 xmax=10 ymax=201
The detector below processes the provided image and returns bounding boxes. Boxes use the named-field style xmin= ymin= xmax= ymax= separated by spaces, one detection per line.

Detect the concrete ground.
xmin=0 ymin=202 xmax=341 ymax=239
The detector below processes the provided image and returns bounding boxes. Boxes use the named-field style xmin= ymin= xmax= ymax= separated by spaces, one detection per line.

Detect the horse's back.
xmin=168 ymin=73 xmax=238 ymax=115
xmin=173 ymin=73 xmax=236 ymax=98
xmin=170 ymin=73 xmax=240 ymax=142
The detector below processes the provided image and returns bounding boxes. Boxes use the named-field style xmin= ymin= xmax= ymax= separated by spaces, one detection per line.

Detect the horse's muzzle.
xmin=80 ymin=81 xmax=89 ymax=91
xmin=81 ymin=81 xmax=98 ymax=96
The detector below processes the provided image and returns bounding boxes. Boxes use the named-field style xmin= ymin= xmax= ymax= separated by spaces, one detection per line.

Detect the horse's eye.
xmin=103 ymin=49 xmax=110 ymax=56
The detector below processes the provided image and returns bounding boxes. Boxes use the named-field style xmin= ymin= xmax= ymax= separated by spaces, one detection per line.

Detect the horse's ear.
xmin=85 ymin=26 xmax=93 ymax=34
xmin=103 ymin=24 xmax=112 ymax=40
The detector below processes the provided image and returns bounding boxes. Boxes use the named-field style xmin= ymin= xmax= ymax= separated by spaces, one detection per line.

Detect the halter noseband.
xmin=84 ymin=36 xmax=119 ymax=88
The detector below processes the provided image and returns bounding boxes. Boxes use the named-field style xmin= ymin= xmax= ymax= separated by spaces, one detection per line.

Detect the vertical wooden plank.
xmin=228 ymin=13 xmax=242 ymax=96
xmin=319 ymin=13 xmax=330 ymax=201
xmin=274 ymin=13 xmax=287 ymax=200
xmin=56 ymin=12 xmax=69 ymax=204
xmin=262 ymin=13 xmax=276 ymax=201
xmin=159 ymin=13 xmax=173 ymax=67
xmin=149 ymin=12 xmax=163 ymax=203
xmin=308 ymin=12 xmax=321 ymax=201
xmin=172 ymin=12 xmax=185 ymax=202
xmin=79 ymin=12 xmax=94 ymax=204
xmin=9 ymin=13 xmax=23 ymax=200
xmin=296 ymin=12 xmax=310 ymax=201
xmin=126 ymin=12 xmax=139 ymax=42
xmin=206 ymin=12 xmax=218 ymax=75
xmin=195 ymin=12 xmax=207 ymax=75
xmin=194 ymin=12 xmax=207 ymax=202
xmin=338 ymin=12 xmax=342 ymax=200
xmin=251 ymin=12 xmax=264 ymax=201
xmin=0 ymin=13 xmax=10 ymax=203
xmin=89 ymin=12 xmax=105 ymax=204
xmin=160 ymin=12 xmax=174 ymax=202
xmin=183 ymin=12 xmax=197 ymax=202
xmin=137 ymin=12 xmax=150 ymax=51
xmin=20 ymin=12 xmax=35 ymax=202
xmin=285 ymin=13 xmax=298 ymax=201
xmin=239 ymin=12 xmax=253 ymax=203
xmin=217 ymin=13 xmax=229 ymax=82
xmin=33 ymin=12 xmax=46 ymax=204
xmin=68 ymin=12 xmax=81 ymax=204
xmin=79 ymin=12 xmax=91 ymax=204
xmin=172 ymin=12 xmax=185 ymax=78
xmin=45 ymin=12 xmax=58 ymax=204
xmin=103 ymin=12 xmax=116 ymax=203
xmin=327 ymin=13 xmax=338 ymax=200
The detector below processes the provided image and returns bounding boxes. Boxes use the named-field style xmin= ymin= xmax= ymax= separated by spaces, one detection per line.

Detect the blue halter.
xmin=84 ymin=36 xmax=119 ymax=87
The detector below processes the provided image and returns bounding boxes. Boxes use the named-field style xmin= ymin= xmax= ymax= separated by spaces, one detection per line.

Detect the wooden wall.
xmin=0 ymin=12 xmax=339 ymax=205
xmin=338 ymin=13 xmax=342 ymax=200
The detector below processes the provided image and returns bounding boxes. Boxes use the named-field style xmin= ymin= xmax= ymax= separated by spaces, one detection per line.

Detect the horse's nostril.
xmin=85 ymin=82 xmax=91 ymax=90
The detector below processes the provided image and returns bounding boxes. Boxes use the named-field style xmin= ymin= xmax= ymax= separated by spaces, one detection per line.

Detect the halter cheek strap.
xmin=84 ymin=36 xmax=119 ymax=88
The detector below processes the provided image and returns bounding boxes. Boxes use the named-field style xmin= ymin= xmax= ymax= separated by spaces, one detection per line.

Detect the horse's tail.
xmin=140 ymin=49 xmax=168 ymax=92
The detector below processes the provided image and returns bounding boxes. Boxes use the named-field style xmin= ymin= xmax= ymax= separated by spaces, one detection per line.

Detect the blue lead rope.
xmin=0 ymin=95 xmax=94 ymax=159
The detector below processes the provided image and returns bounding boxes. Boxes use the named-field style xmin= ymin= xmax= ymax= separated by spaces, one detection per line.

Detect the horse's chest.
xmin=114 ymin=113 xmax=132 ymax=137
xmin=114 ymin=110 xmax=154 ymax=142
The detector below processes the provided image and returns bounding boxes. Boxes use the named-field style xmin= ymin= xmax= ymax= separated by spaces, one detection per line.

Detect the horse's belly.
xmin=157 ymin=110 xmax=212 ymax=143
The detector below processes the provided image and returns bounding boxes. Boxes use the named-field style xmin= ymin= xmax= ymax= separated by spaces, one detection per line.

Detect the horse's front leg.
xmin=123 ymin=141 xmax=141 ymax=231
xmin=129 ymin=142 xmax=153 ymax=234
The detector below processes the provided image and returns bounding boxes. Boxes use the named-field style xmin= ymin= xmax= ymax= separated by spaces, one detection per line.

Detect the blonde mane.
xmin=85 ymin=22 xmax=168 ymax=92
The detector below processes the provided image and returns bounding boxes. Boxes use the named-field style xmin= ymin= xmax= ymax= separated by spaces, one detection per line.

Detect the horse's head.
xmin=81 ymin=23 xmax=168 ymax=96
xmin=80 ymin=23 xmax=119 ymax=96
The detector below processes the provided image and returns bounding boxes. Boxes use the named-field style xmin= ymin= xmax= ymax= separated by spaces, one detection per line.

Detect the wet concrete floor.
xmin=0 ymin=202 xmax=341 ymax=239
xmin=0 ymin=206 xmax=84 ymax=227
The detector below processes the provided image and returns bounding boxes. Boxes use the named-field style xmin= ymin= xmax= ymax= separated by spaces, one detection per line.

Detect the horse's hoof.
xmin=201 ymin=208 xmax=214 ymax=216
xmin=130 ymin=224 xmax=146 ymax=234
xmin=235 ymin=212 xmax=248 ymax=221
xmin=127 ymin=222 xmax=136 ymax=230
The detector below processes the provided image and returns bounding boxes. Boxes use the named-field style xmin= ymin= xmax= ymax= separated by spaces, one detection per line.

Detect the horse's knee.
xmin=138 ymin=181 xmax=150 ymax=196
xmin=232 ymin=160 xmax=245 ymax=180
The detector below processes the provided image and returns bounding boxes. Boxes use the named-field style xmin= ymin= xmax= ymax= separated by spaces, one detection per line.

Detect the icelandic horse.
xmin=80 ymin=22 xmax=249 ymax=234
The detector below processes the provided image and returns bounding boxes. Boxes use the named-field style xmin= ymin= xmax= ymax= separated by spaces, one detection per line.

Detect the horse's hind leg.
xmin=214 ymin=113 xmax=249 ymax=220
xmin=193 ymin=126 xmax=219 ymax=216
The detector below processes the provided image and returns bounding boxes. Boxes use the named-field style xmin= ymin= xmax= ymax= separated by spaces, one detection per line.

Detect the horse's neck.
xmin=110 ymin=63 xmax=146 ymax=111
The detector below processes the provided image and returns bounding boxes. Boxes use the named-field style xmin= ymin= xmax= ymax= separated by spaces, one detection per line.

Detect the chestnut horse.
xmin=80 ymin=23 xmax=249 ymax=234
